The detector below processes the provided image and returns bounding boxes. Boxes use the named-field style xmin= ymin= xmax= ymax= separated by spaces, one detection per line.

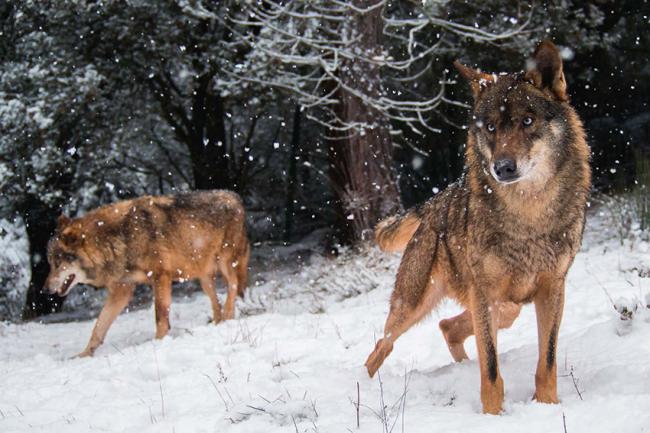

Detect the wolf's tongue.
xmin=59 ymin=274 xmax=76 ymax=295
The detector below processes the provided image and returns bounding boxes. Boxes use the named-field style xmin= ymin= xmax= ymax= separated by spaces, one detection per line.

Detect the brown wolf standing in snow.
xmin=365 ymin=41 xmax=591 ymax=414
xmin=44 ymin=190 xmax=249 ymax=357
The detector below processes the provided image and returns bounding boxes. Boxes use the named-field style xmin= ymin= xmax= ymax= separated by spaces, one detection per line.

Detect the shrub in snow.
xmin=0 ymin=219 xmax=29 ymax=321
xmin=614 ymin=296 xmax=638 ymax=321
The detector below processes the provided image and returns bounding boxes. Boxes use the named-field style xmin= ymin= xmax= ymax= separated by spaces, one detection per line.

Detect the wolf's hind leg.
xmin=439 ymin=309 xmax=473 ymax=362
xmin=200 ymin=274 xmax=222 ymax=324
xmin=439 ymin=302 xmax=521 ymax=362
xmin=218 ymin=259 xmax=240 ymax=320
xmin=365 ymin=274 xmax=446 ymax=377
xmin=153 ymin=274 xmax=172 ymax=339
xmin=366 ymin=222 xmax=444 ymax=377
xmin=235 ymin=241 xmax=249 ymax=298
xmin=78 ymin=283 xmax=134 ymax=357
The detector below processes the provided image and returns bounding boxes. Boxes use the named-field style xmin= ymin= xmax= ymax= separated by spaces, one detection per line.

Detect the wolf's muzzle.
xmin=493 ymin=159 xmax=519 ymax=182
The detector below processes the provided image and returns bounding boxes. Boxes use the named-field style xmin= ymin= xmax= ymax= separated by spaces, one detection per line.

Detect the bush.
xmin=0 ymin=219 xmax=29 ymax=321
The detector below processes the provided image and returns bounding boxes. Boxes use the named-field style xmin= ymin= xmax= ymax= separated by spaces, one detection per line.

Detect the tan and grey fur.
xmin=44 ymin=190 xmax=249 ymax=357
xmin=365 ymin=41 xmax=591 ymax=414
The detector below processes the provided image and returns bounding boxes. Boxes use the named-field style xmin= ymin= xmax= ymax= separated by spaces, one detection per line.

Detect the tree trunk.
xmin=284 ymin=105 xmax=301 ymax=241
xmin=21 ymin=198 xmax=64 ymax=320
xmin=187 ymin=74 xmax=231 ymax=191
xmin=328 ymin=0 xmax=401 ymax=243
xmin=150 ymin=71 xmax=232 ymax=191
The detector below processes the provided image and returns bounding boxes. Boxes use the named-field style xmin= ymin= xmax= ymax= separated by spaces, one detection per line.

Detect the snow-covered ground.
xmin=1 ymin=212 xmax=650 ymax=433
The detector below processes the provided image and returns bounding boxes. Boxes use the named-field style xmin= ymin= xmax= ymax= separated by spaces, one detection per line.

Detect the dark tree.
xmin=327 ymin=0 xmax=401 ymax=242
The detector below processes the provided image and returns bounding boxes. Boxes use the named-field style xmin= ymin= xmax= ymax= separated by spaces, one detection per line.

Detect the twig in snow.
xmin=388 ymin=369 xmax=412 ymax=433
xmin=401 ymin=370 xmax=407 ymax=433
xmin=202 ymin=373 xmax=230 ymax=411
xmin=110 ymin=343 xmax=124 ymax=356
xmin=224 ymin=386 xmax=235 ymax=404
xmin=309 ymin=396 xmax=319 ymax=418
xmin=586 ymin=264 xmax=617 ymax=310
xmin=569 ymin=368 xmax=584 ymax=401
xmin=152 ymin=344 xmax=165 ymax=419
xmin=292 ymin=415 xmax=299 ymax=433
xmin=560 ymin=365 xmax=584 ymax=401
xmin=246 ymin=404 xmax=266 ymax=412
xmin=563 ymin=412 xmax=568 ymax=433
xmin=356 ymin=381 xmax=360 ymax=429
xmin=377 ymin=370 xmax=389 ymax=433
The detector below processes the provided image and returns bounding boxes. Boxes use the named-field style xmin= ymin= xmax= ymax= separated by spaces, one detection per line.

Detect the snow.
xmin=1 ymin=213 xmax=650 ymax=432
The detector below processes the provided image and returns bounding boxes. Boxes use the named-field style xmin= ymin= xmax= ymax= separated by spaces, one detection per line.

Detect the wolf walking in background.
xmin=44 ymin=190 xmax=249 ymax=357
xmin=365 ymin=41 xmax=591 ymax=414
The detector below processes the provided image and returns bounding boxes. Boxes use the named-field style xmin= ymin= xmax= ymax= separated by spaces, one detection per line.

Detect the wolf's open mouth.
xmin=58 ymin=274 xmax=76 ymax=296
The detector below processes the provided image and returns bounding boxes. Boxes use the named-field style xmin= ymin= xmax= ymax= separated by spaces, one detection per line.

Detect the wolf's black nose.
xmin=493 ymin=159 xmax=518 ymax=182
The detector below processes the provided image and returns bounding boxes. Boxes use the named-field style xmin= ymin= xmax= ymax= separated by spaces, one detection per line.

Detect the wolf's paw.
xmin=481 ymin=402 xmax=503 ymax=415
xmin=532 ymin=392 xmax=559 ymax=404
xmin=73 ymin=349 xmax=94 ymax=359
xmin=439 ymin=318 xmax=470 ymax=362
xmin=447 ymin=343 xmax=469 ymax=363
xmin=365 ymin=339 xmax=393 ymax=378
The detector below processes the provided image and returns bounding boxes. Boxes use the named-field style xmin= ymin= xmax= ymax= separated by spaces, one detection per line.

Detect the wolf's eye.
xmin=486 ymin=123 xmax=495 ymax=132
xmin=62 ymin=253 xmax=77 ymax=262
xmin=522 ymin=117 xmax=534 ymax=127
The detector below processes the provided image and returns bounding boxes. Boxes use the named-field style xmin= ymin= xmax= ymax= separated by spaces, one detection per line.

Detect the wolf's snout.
xmin=493 ymin=159 xmax=518 ymax=182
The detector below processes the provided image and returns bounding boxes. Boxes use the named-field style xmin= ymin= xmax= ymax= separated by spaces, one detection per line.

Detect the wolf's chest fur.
xmin=468 ymin=211 xmax=580 ymax=303
xmin=424 ymin=173 xmax=586 ymax=305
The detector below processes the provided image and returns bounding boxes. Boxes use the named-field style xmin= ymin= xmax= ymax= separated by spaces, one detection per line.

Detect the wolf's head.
xmin=44 ymin=215 xmax=94 ymax=296
xmin=457 ymin=41 xmax=574 ymax=189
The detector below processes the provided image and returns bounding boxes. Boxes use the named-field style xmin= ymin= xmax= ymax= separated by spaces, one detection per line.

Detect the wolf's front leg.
xmin=78 ymin=283 xmax=134 ymax=357
xmin=153 ymin=274 xmax=172 ymax=339
xmin=470 ymin=287 xmax=503 ymax=414
xmin=533 ymin=276 xmax=565 ymax=404
xmin=218 ymin=260 xmax=239 ymax=321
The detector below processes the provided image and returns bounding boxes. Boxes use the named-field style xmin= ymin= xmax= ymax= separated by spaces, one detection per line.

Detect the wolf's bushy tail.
xmin=375 ymin=207 xmax=423 ymax=253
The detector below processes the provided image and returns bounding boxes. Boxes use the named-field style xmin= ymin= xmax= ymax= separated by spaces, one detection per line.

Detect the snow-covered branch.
xmin=218 ymin=0 xmax=532 ymax=135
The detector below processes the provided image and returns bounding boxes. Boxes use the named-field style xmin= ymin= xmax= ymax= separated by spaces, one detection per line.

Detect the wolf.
xmin=44 ymin=190 xmax=250 ymax=357
xmin=365 ymin=41 xmax=591 ymax=414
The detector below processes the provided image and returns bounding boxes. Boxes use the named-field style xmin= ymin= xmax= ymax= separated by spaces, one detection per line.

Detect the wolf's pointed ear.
xmin=454 ymin=60 xmax=495 ymax=99
xmin=60 ymin=227 xmax=82 ymax=248
xmin=57 ymin=214 xmax=71 ymax=228
xmin=525 ymin=40 xmax=568 ymax=102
